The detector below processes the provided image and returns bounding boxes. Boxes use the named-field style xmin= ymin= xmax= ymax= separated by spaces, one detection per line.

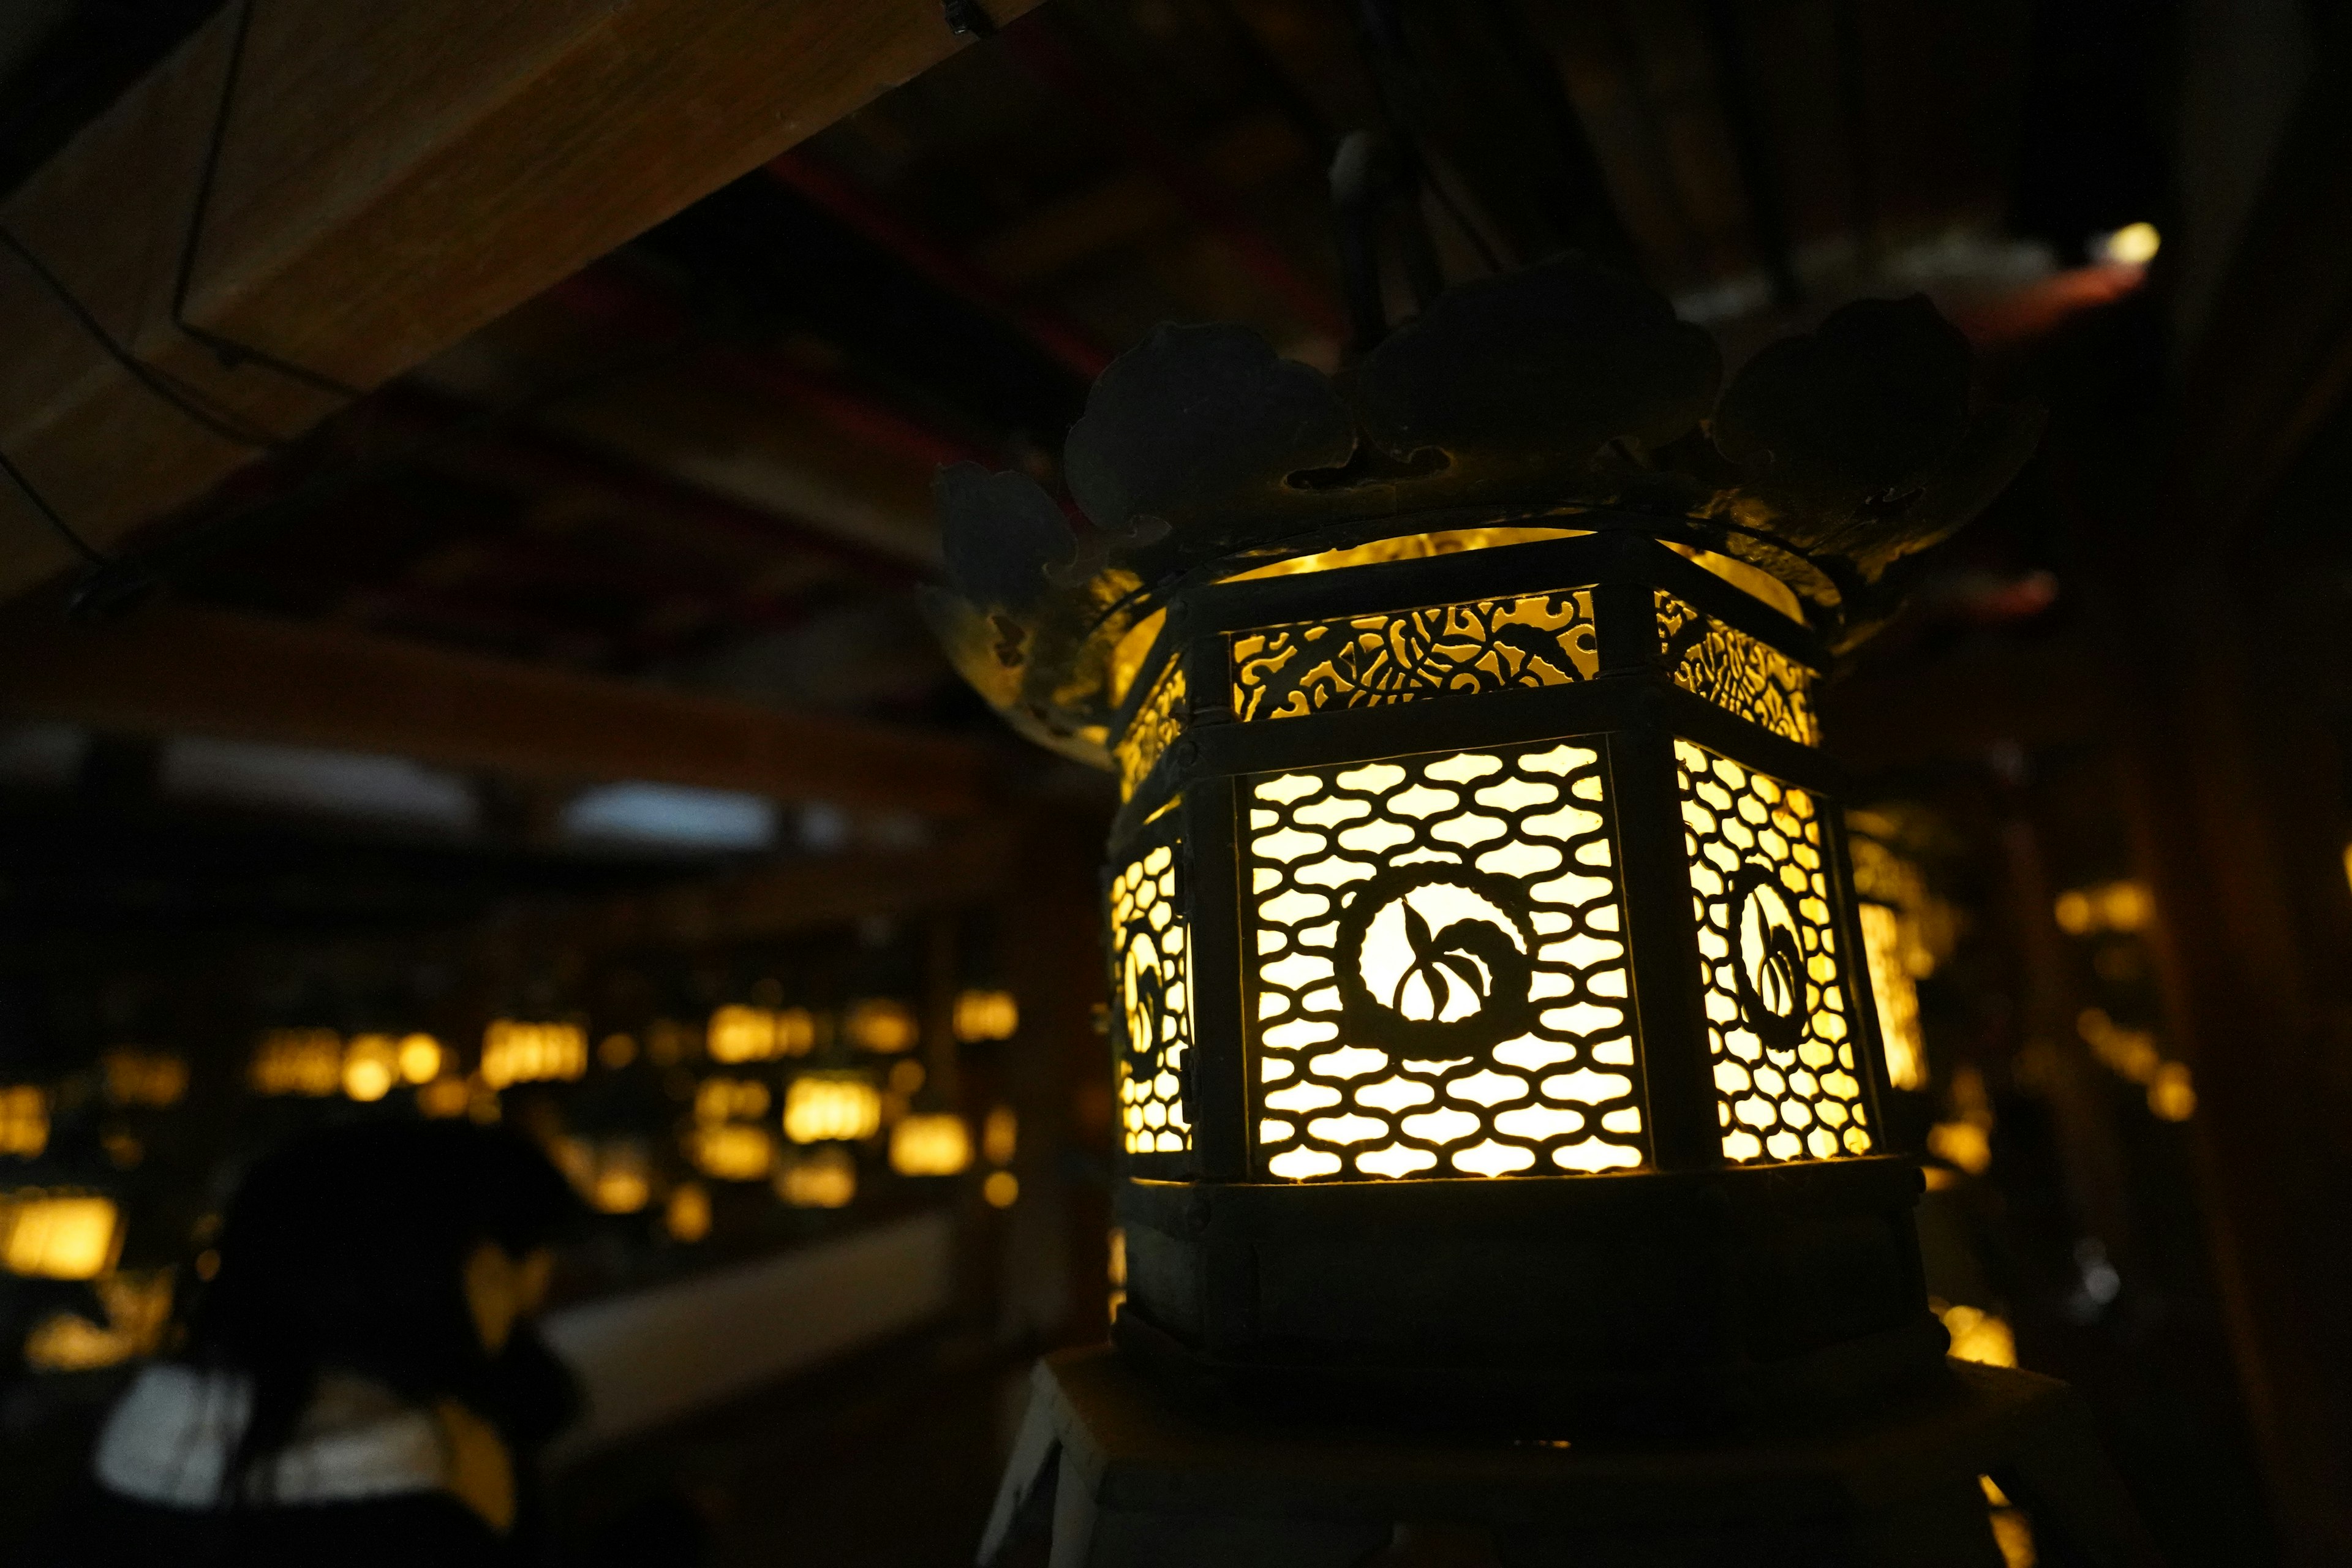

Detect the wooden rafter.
xmin=0 ymin=602 xmax=993 ymax=816
xmin=0 ymin=0 xmax=1041 ymax=600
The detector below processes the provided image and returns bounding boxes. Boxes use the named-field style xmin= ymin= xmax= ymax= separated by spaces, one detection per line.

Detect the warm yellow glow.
xmin=1928 ymin=1120 xmax=1992 ymax=1174
xmin=591 ymin=1162 xmax=650 ymax=1215
xmin=396 ymin=1035 xmax=443 ymax=1084
xmin=889 ymin=1060 xmax=926 ymax=1095
xmin=889 ymin=1113 xmax=973 ymax=1176
xmin=467 ymin=1080 xmax=502 ymax=1125
xmin=480 ymin=1020 xmax=587 ymax=1089
xmin=417 ymin=1077 xmax=470 ymax=1118
xmin=597 ymin=1033 xmax=637 ymax=1069
xmin=1860 ymin=903 xmax=1928 ymax=1091
xmin=2052 ymin=880 xmax=2150 ymax=936
xmin=251 ymin=1029 xmax=342 ymax=1096
xmin=555 ymin=1137 xmax=652 ymax=1213
xmin=102 ymin=1051 xmax=187 ymax=1107
xmin=1660 ymin=541 xmax=1806 ymax=622
xmin=1249 ymin=744 xmax=1648 ymax=1182
xmin=2343 ymin=843 xmax=2352 ymax=895
xmin=1110 ymin=839 xmax=1194 ymax=1155
xmin=1657 ymin=594 xmax=1818 ymax=746
xmin=23 ymin=1269 xmax=174 ymax=1371
xmin=1939 ymin=1302 xmax=2018 ymax=1367
xmin=953 ymin=989 xmax=1019 ymax=1042
xmin=694 ymin=1076 xmax=771 ymax=1125
xmin=688 ymin=1122 xmax=776 ymax=1182
xmin=1107 ymin=608 xmax=1167 ymax=709
xmin=2092 ymin=221 xmax=2161 ymax=266
xmin=2077 ymin=1008 xmax=2160 ymax=1084
xmin=1232 ymin=591 xmax=1598 ymax=728
xmin=1107 ymin=1225 xmax=1127 ymax=1321
xmin=2148 ymin=1061 xmax=2197 ymax=1121
xmin=982 ymin=1106 xmax=1017 ymax=1166
xmin=1921 ymin=1164 xmax=1959 ymax=1191
xmin=0 ymin=1085 xmax=50 ymax=1157
xmin=777 ymin=1147 xmax=858 ymax=1208
xmin=665 ymin=1182 xmax=711 ymax=1243
xmin=1 ymin=1193 xmax=123 ymax=1280
xmin=341 ymin=1035 xmax=400 ymax=1102
xmin=1114 ymin=662 xmax=1188 ymax=801
xmin=1678 ymin=741 xmax=1868 ymax=1163
xmin=708 ymin=1004 xmax=816 ymax=1063
xmin=784 ymin=1073 xmax=883 ymax=1144
xmin=1981 ymin=1476 xmax=2038 ymax=1568
xmin=1219 ymin=527 xmax=1589 ymax=582
xmin=982 ymin=1170 xmax=1019 ymax=1208
xmin=843 ymin=999 xmax=918 ymax=1054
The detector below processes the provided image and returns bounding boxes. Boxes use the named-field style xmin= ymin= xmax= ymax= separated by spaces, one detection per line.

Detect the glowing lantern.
xmin=889 ymin=1113 xmax=973 ymax=1177
xmin=480 ymin=1020 xmax=587 ymax=1089
xmin=925 ymin=263 xmax=2040 ymax=1430
xmin=982 ymin=1106 xmax=1018 ymax=1166
xmin=102 ymin=1051 xmax=187 ymax=1108
xmin=843 ymin=999 xmax=918 ymax=1054
xmin=341 ymin=1035 xmax=401 ymax=1102
xmin=251 ymin=1029 xmax=342 ymax=1096
xmin=982 ymin=1170 xmax=1019 ymax=1209
xmin=1 ymin=1192 xmax=123 ymax=1280
xmin=665 ymin=1182 xmax=712 ymax=1243
xmin=396 ymin=1034 xmax=443 ymax=1084
xmin=777 ymin=1146 xmax=858 ymax=1208
xmin=953 ymin=989 xmax=1020 ymax=1042
xmin=783 ymin=1072 xmax=883 ymax=1144
xmin=687 ymin=1122 xmax=776 ymax=1182
xmin=0 ymin=1085 xmax=50 ymax=1157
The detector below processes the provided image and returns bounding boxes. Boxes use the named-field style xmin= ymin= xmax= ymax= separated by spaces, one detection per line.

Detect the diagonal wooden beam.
xmin=0 ymin=602 xmax=993 ymax=817
xmin=0 ymin=0 xmax=1040 ymax=600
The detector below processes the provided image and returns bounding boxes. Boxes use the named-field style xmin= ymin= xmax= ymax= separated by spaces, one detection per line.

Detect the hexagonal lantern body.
xmin=1096 ymin=520 xmax=1941 ymax=1435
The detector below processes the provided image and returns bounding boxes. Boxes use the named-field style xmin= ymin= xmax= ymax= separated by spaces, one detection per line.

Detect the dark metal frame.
xmin=1093 ymin=516 xmax=1929 ymax=1432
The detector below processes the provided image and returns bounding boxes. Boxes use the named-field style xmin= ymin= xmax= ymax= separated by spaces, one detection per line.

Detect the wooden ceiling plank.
xmin=0 ymin=602 xmax=992 ymax=817
xmin=0 ymin=0 xmax=1042 ymax=599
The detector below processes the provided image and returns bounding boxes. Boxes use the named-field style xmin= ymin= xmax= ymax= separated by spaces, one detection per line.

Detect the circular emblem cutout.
xmin=1730 ymin=862 xmax=1807 ymax=1053
xmin=1120 ymin=928 xmax=1169 ymax=1062
xmin=1335 ymin=867 xmax=1536 ymax=1060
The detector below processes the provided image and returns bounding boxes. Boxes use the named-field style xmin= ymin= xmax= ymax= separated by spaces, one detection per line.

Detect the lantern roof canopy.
xmin=925 ymin=256 xmax=2042 ymax=770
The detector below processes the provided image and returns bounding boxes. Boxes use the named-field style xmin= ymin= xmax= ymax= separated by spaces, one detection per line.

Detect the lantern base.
xmin=978 ymin=1346 xmax=2158 ymax=1568
xmin=1112 ymin=1157 xmax=1943 ymax=1439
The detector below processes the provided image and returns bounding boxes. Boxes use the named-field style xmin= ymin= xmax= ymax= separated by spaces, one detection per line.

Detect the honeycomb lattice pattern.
xmin=1231 ymin=590 xmax=1599 ymax=723
xmin=1115 ymin=663 xmax=1186 ymax=801
xmin=1109 ymin=832 xmax=1193 ymax=1154
xmin=1245 ymin=741 xmax=1647 ymax=1182
xmin=1657 ymin=592 xmax=1819 ymax=746
xmin=1675 ymin=739 xmax=1871 ymax=1162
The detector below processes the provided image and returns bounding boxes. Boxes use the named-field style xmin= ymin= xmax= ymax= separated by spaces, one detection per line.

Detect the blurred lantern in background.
xmin=100 ymin=1052 xmax=187 ymax=1109
xmin=843 ymin=998 xmax=918 ymax=1054
xmin=0 ymin=1085 xmax=50 ymax=1157
xmin=708 ymin=1003 xmax=819 ymax=1063
xmin=396 ymin=1033 xmax=443 ymax=1084
xmin=952 ymin=989 xmax=1019 ymax=1043
xmin=783 ymin=1072 xmax=882 ymax=1144
xmin=889 ymin=1112 xmax=973 ymax=1177
xmin=1 ymin=1191 xmax=123 ymax=1280
xmin=250 ymin=1029 xmax=343 ymax=1096
xmin=481 ymin=1019 xmax=588 ymax=1088
xmin=341 ymin=1035 xmax=401 ymax=1102
xmin=982 ymin=1106 xmax=1017 ymax=1167
xmin=664 ymin=1182 xmax=711 ymax=1243
xmin=777 ymin=1146 xmax=858 ymax=1209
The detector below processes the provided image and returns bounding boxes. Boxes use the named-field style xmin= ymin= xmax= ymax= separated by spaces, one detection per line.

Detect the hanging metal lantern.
xmin=929 ymin=257 xmax=2041 ymax=1433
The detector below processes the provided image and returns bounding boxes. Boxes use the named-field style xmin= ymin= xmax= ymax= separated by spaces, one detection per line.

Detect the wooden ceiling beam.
xmin=0 ymin=602 xmax=993 ymax=817
xmin=0 ymin=0 xmax=1040 ymax=601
